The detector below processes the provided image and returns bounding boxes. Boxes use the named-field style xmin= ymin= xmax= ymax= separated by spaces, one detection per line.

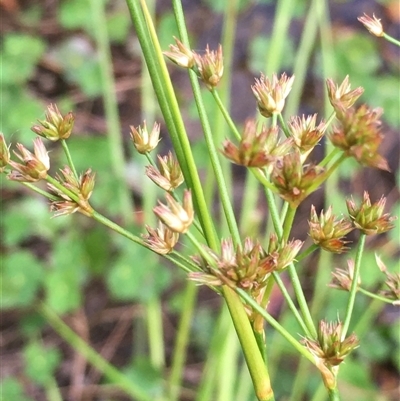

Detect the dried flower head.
xmin=288 ymin=114 xmax=327 ymax=161
xmin=31 ymin=104 xmax=74 ymax=141
xmin=329 ymin=259 xmax=360 ymax=291
xmin=221 ymin=121 xmax=293 ymax=169
xmin=358 ymin=13 xmax=384 ymax=37
xmin=326 ymin=76 xmax=364 ymax=118
xmin=143 ymin=221 xmax=179 ymax=255
xmin=302 ymin=320 xmax=359 ymax=389
xmin=48 ymin=166 xmax=95 ymax=217
xmin=271 ymin=151 xmax=325 ymax=208
xmin=153 ymin=190 xmax=194 ymax=233
xmin=329 ymin=104 xmax=389 ymax=171
xmin=346 ymin=191 xmax=396 ymax=235
xmin=194 ymin=44 xmax=224 ymax=89
xmin=145 ymin=151 xmax=184 ymax=192
xmin=8 ymin=138 xmax=50 ymax=182
xmin=164 ymin=36 xmax=195 ymax=68
xmin=252 ymin=73 xmax=295 ymax=118
xmin=130 ymin=121 xmax=161 ymax=154
xmin=309 ymin=205 xmax=353 ymax=253
xmin=375 ymin=255 xmax=400 ymax=303
xmin=0 ymin=133 xmax=10 ymax=172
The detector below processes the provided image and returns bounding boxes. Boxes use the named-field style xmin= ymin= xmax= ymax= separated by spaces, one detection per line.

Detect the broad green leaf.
xmin=1 ymin=34 xmax=46 ymax=85
xmin=23 ymin=342 xmax=61 ymax=386
xmin=107 ymin=245 xmax=171 ymax=302
xmin=0 ymin=377 xmax=33 ymax=401
xmin=1 ymin=252 xmax=44 ymax=309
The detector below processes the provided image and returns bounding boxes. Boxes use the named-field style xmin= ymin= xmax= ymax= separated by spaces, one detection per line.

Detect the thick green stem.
xmin=223 ymin=287 xmax=275 ymax=401
xmin=39 ymin=302 xmax=153 ymax=401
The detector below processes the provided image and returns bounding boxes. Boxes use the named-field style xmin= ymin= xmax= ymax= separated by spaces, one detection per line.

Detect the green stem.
xmin=272 ymin=272 xmax=310 ymax=336
xmin=278 ymin=113 xmax=290 ymax=137
xmin=358 ymin=287 xmax=397 ymax=304
xmin=282 ymin=205 xmax=296 ymax=241
xmin=342 ymin=233 xmax=366 ymax=338
xmin=169 ymin=282 xmax=198 ymax=401
xmin=146 ymin=297 xmax=165 ymax=369
xmin=224 ymin=287 xmax=275 ymax=401
xmin=142 ymin=0 xmax=219 ymax=249
xmin=236 ymin=289 xmax=315 ymax=365
xmin=211 ymin=89 xmax=241 ymax=141
xmin=328 ymin=387 xmax=341 ymax=401
xmin=296 ymin=244 xmax=319 ymax=262
xmin=39 ymin=302 xmax=153 ymax=401
xmin=319 ymin=147 xmax=341 ymax=168
xmin=60 ymin=140 xmax=78 ymax=178
xmin=383 ymin=32 xmax=400 ymax=47
xmin=89 ymin=0 xmax=133 ymax=223
xmin=21 ymin=181 xmax=58 ymax=201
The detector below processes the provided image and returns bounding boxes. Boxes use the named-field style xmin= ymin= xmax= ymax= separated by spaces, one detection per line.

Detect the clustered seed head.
xmin=48 ymin=166 xmax=95 ymax=217
xmin=309 ymin=205 xmax=354 ymax=253
xmin=302 ymin=320 xmax=359 ymax=389
xmin=358 ymin=13 xmax=384 ymax=37
xmin=146 ymin=151 xmax=184 ymax=192
xmin=193 ymin=44 xmax=224 ymax=89
xmin=288 ymin=114 xmax=327 ymax=161
xmin=163 ymin=37 xmax=195 ymax=68
xmin=346 ymin=191 xmax=396 ymax=235
xmin=0 ymin=133 xmax=11 ymax=172
xmin=330 ymin=104 xmax=389 ymax=171
xmin=375 ymin=255 xmax=400 ymax=303
xmin=130 ymin=121 xmax=161 ymax=154
xmin=329 ymin=259 xmax=360 ymax=291
xmin=221 ymin=120 xmax=293 ymax=169
xmin=153 ymin=190 xmax=194 ymax=234
xmin=189 ymin=236 xmax=302 ymax=302
xmin=31 ymin=104 xmax=74 ymax=141
xmin=143 ymin=221 xmax=180 ymax=255
xmin=271 ymin=151 xmax=325 ymax=208
xmin=8 ymin=138 xmax=50 ymax=182
xmin=326 ymin=76 xmax=364 ymax=119
xmin=252 ymin=73 xmax=295 ymax=118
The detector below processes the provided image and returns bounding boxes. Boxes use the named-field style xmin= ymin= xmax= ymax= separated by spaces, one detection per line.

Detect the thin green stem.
xmin=296 ymin=244 xmax=319 ymax=262
xmin=358 ymin=287 xmax=396 ymax=304
xmin=138 ymin=0 xmax=219 ymax=250
xmin=284 ymin=0 xmax=319 ymax=118
xmin=319 ymin=147 xmax=341 ymax=168
xmin=278 ymin=113 xmax=290 ymax=137
xmin=383 ymin=32 xmax=400 ymax=47
xmin=39 ymin=302 xmax=153 ymax=401
xmin=236 ymin=289 xmax=315 ymax=365
xmin=282 ymin=205 xmax=296 ymax=241
xmin=21 ymin=181 xmax=58 ymax=201
xmin=328 ymin=387 xmax=341 ymax=401
xmin=146 ymin=298 xmax=165 ymax=370
xmin=342 ymin=233 xmax=366 ymax=338
xmin=60 ymin=140 xmax=78 ymax=178
xmin=169 ymin=282 xmax=198 ymax=401
xmin=211 ymin=89 xmax=241 ymax=141
xmin=272 ymin=272 xmax=310 ymax=336
xmin=89 ymin=0 xmax=133 ymax=223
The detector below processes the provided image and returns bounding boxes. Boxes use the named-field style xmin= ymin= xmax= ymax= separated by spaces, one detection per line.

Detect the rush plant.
xmin=2 ymin=2 xmax=399 ymax=401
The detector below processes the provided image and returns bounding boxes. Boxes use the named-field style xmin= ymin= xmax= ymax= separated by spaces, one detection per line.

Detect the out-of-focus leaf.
xmin=107 ymin=244 xmax=171 ymax=302
xmin=48 ymin=37 xmax=102 ymax=97
xmin=58 ymin=0 xmax=92 ymax=30
xmin=44 ymin=233 xmax=86 ymax=313
xmin=1 ymin=34 xmax=46 ymax=85
xmin=82 ymin=226 xmax=111 ymax=275
xmin=107 ymin=11 xmax=131 ymax=43
xmin=122 ymin=357 xmax=163 ymax=398
xmin=1 ymin=252 xmax=44 ymax=309
xmin=23 ymin=342 xmax=61 ymax=386
xmin=0 ymin=377 xmax=34 ymax=401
